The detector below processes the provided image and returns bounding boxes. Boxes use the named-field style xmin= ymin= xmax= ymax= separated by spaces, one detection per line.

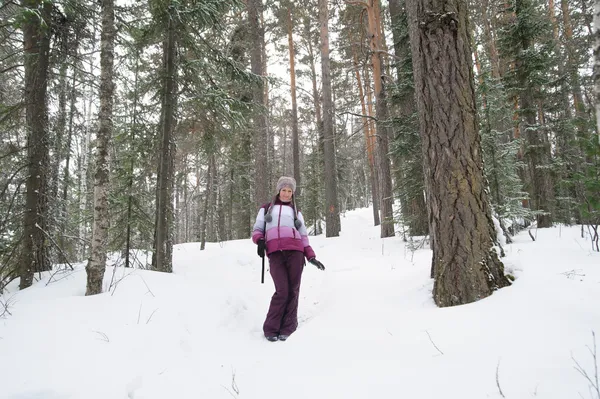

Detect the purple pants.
xmin=263 ymin=250 xmax=305 ymax=337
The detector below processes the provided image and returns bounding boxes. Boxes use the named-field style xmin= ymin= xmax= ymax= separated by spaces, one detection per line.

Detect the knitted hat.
xmin=276 ymin=176 xmax=296 ymax=193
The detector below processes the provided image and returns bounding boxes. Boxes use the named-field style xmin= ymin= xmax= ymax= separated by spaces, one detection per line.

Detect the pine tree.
xmin=406 ymin=0 xmax=511 ymax=306
xmin=19 ymin=0 xmax=53 ymax=289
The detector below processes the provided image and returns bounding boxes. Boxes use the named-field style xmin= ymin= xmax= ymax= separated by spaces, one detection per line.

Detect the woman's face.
xmin=279 ymin=187 xmax=293 ymax=202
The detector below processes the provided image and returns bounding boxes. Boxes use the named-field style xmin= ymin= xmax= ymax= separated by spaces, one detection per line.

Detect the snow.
xmin=1 ymin=207 xmax=599 ymax=399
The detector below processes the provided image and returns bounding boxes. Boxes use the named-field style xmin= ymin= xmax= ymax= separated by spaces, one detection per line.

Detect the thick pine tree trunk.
xmin=19 ymin=0 xmax=52 ymax=289
xmin=153 ymin=12 xmax=176 ymax=273
xmin=319 ymin=0 xmax=341 ymax=237
xmin=248 ymin=0 xmax=269 ymax=207
xmin=86 ymin=0 xmax=115 ymax=295
xmin=407 ymin=0 xmax=511 ymax=307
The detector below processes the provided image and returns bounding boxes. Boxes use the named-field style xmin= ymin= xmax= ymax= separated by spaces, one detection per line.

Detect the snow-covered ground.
xmin=1 ymin=207 xmax=599 ymax=399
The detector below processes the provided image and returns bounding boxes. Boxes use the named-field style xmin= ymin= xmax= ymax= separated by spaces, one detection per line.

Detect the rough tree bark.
xmin=153 ymin=8 xmax=177 ymax=273
xmin=20 ymin=0 xmax=52 ymax=289
xmin=406 ymin=0 xmax=511 ymax=307
xmin=86 ymin=0 xmax=115 ymax=294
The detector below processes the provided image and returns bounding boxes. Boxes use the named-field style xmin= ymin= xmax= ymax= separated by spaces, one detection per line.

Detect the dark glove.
xmin=308 ymin=258 xmax=325 ymax=271
xmin=257 ymin=238 xmax=265 ymax=258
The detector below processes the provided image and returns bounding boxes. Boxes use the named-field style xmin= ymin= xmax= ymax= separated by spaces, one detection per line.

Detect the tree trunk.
xmin=19 ymin=0 xmax=52 ymax=289
xmin=208 ymin=154 xmax=218 ymax=242
xmin=50 ymin=45 xmax=69 ymax=253
xmin=514 ymin=0 xmax=554 ymax=228
xmin=288 ymin=8 xmax=301 ymax=196
xmin=79 ymin=16 xmax=99 ymax=261
xmin=388 ymin=0 xmax=428 ymax=237
xmin=351 ymin=42 xmax=380 ymax=226
xmin=595 ymin=0 xmax=600 ymax=135
xmin=406 ymin=0 xmax=511 ymax=307
xmin=60 ymin=66 xmax=77 ymax=260
xmin=248 ymin=0 xmax=269 ymax=207
xmin=366 ymin=0 xmax=395 ymax=238
xmin=480 ymin=0 xmax=501 ymax=79
xmin=364 ymin=64 xmax=381 ymax=227
xmin=125 ymin=48 xmax=141 ymax=268
xmin=200 ymin=156 xmax=213 ymax=250
xmin=86 ymin=0 xmax=115 ymax=295
xmin=153 ymin=11 xmax=176 ymax=273
xmin=319 ymin=0 xmax=341 ymax=237
xmin=305 ymin=19 xmax=323 ymax=139
xmin=560 ymin=0 xmax=585 ymax=119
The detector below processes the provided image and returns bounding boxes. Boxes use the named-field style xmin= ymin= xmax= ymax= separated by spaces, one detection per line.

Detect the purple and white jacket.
xmin=252 ymin=197 xmax=316 ymax=260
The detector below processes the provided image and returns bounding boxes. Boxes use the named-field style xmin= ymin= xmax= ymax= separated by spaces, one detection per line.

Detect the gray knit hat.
xmin=276 ymin=176 xmax=296 ymax=193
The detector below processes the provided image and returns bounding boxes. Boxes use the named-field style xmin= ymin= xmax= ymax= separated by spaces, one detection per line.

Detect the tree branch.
xmin=338 ymin=111 xmax=378 ymax=122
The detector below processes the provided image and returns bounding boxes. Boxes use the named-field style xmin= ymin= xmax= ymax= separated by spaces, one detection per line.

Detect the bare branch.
xmin=337 ymin=111 xmax=378 ymax=122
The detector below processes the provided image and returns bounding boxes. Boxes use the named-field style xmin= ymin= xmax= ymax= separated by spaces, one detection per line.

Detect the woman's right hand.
xmin=257 ymin=238 xmax=266 ymax=258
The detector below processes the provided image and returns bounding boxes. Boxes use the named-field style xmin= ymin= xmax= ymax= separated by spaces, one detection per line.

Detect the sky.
xmin=1 ymin=207 xmax=599 ymax=399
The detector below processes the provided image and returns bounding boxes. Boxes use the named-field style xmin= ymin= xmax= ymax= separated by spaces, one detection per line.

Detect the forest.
xmin=1 ymin=0 xmax=599 ymax=306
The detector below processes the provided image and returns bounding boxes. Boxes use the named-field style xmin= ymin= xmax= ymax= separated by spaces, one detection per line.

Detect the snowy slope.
xmin=1 ymin=207 xmax=599 ymax=399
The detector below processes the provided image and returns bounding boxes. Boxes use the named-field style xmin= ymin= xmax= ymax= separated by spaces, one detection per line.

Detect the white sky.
xmin=1 ymin=207 xmax=599 ymax=399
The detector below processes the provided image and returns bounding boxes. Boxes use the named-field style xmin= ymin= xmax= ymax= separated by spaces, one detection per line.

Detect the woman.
xmin=252 ymin=176 xmax=325 ymax=342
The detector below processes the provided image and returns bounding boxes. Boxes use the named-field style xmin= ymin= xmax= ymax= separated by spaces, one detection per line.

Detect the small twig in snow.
xmin=561 ymin=269 xmax=586 ymax=280
xmin=231 ymin=368 xmax=240 ymax=395
xmin=46 ymin=264 xmax=76 ymax=286
xmin=0 ymin=295 xmax=15 ymax=318
xmin=221 ymin=368 xmax=240 ymax=398
xmin=146 ymin=308 xmax=158 ymax=324
xmin=137 ymin=303 xmax=142 ymax=324
xmin=496 ymin=358 xmax=506 ymax=398
xmin=572 ymin=331 xmax=600 ymax=399
xmin=93 ymin=330 xmax=109 ymax=342
xmin=139 ymin=275 xmax=155 ymax=297
xmin=425 ymin=330 xmax=444 ymax=355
